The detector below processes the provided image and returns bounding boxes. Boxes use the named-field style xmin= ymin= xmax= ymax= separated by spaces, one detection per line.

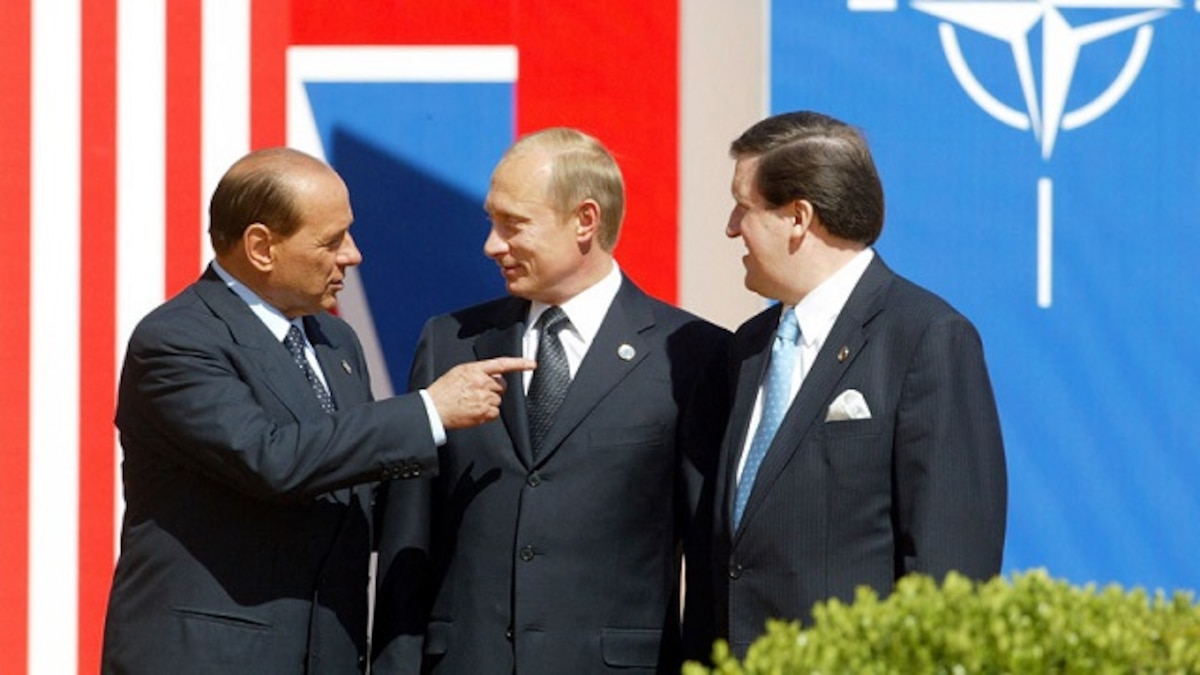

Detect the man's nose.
xmin=725 ymin=215 xmax=742 ymax=239
xmin=339 ymin=232 xmax=363 ymax=266
xmin=483 ymin=227 xmax=506 ymax=258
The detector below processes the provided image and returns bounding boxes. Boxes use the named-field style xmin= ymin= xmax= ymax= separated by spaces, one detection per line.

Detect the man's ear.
xmin=574 ymin=199 xmax=601 ymax=244
xmin=244 ymin=223 xmax=275 ymax=272
xmin=793 ymin=199 xmax=815 ymax=232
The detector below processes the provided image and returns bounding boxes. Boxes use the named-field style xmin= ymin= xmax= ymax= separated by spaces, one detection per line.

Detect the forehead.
xmin=485 ymin=149 xmax=555 ymax=212
xmin=731 ymin=155 xmax=763 ymax=201
xmin=292 ymin=169 xmax=352 ymax=223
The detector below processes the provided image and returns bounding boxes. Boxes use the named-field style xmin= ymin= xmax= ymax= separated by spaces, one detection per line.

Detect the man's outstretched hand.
xmin=426 ymin=357 xmax=537 ymax=429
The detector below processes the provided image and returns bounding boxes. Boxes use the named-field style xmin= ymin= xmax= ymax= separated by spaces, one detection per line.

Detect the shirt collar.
xmin=526 ymin=261 xmax=622 ymax=344
xmin=211 ymin=260 xmax=297 ymax=342
xmin=789 ymin=248 xmax=874 ymax=349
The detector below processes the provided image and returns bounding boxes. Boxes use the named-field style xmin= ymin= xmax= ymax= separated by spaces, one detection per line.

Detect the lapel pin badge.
xmin=341 ymin=359 xmax=352 ymax=374
xmin=617 ymin=343 xmax=636 ymax=361
xmin=837 ymin=346 xmax=850 ymax=363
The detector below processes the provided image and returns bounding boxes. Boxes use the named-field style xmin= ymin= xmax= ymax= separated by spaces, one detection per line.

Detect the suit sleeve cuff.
xmin=418 ymin=389 xmax=447 ymax=447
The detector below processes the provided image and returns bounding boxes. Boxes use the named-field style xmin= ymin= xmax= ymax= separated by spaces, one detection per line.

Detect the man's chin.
xmin=504 ymin=279 xmax=527 ymax=297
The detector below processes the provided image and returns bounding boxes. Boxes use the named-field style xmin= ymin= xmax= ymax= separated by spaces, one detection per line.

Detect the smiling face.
xmin=482 ymin=149 xmax=590 ymax=305
xmin=727 ymin=154 xmax=801 ymax=302
xmin=261 ymin=167 xmax=361 ymax=318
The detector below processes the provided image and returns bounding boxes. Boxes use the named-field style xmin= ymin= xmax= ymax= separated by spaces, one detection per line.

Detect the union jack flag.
xmin=0 ymin=1 xmax=693 ymax=671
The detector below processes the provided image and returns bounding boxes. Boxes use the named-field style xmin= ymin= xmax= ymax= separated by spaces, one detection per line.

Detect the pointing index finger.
xmin=480 ymin=357 xmax=537 ymax=375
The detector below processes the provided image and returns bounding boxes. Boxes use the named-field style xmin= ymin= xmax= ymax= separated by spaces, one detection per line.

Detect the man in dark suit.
xmin=372 ymin=128 xmax=730 ymax=674
xmin=711 ymin=111 xmax=1008 ymax=657
xmin=101 ymin=147 xmax=533 ymax=674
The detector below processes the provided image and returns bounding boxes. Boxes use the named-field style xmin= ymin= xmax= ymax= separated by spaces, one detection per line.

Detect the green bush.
xmin=684 ymin=569 xmax=1200 ymax=674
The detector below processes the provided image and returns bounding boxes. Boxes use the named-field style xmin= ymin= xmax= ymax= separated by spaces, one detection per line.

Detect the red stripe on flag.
xmin=79 ymin=1 xmax=119 ymax=671
xmin=515 ymin=1 xmax=679 ymax=303
xmin=166 ymin=0 xmax=204 ymax=296
xmin=289 ymin=0 xmax=513 ymax=44
xmin=252 ymin=0 xmax=291 ymax=149
xmin=288 ymin=0 xmax=679 ymax=303
xmin=0 ymin=0 xmax=31 ymax=671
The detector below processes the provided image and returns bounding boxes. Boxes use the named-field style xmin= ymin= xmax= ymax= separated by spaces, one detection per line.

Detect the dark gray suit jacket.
xmin=102 ymin=266 xmax=438 ymax=674
xmin=712 ymin=255 xmax=1007 ymax=656
xmin=372 ymin=276 xmax=730 ymax=675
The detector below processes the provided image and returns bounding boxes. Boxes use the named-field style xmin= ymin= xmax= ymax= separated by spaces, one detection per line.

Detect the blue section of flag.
xmin=772 ymin=2 xmax=1200 ymax=592
xmin=305 ymin=81 xmax=513 ymax=388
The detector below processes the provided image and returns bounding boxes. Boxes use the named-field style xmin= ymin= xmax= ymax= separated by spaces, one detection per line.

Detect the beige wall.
xmin=679 ymin=0 xmax=770 ymax=330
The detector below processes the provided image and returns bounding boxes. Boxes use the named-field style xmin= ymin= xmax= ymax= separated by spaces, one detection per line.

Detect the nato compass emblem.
xmin=849 ymin=0 xmax=1195 ymax=307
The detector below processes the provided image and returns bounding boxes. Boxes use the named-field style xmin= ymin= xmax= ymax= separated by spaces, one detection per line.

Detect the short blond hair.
xmin=506 ymin=127 xmax=625 ymax=252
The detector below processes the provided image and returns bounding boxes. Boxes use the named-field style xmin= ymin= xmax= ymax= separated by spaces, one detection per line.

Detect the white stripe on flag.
xmin=201 ymin=0 xmax=251 ymax=267
xmin=116 ymin=0 xmax=169 ymax=568
xmin=29 ymin=0 xmax=82 ymax=671
xmin=117 ymin=0 xmax=168 ymax=346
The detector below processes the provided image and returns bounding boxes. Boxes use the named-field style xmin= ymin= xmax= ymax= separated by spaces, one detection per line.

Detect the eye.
xmin=491 ymin=214 xmax=524 ymax=236
xmin=325 ymin=232 xmax=346 ymax=250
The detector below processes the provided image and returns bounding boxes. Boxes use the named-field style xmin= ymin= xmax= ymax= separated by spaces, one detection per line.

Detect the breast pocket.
xmin=588 ymin=423 xmax=668 ymax=450
xmin=822 ymin=419 xmax=889 ymax=493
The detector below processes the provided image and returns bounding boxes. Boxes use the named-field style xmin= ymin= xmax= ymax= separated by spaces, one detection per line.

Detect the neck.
xmin=538 ymin=254 xmax=614 ymax=306
xmin=781 ymin=239 xmax=864 ymax=305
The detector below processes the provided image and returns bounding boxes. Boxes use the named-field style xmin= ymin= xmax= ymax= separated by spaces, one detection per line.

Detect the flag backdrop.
xmin=3 ymin=1 xmax=1199 ymax=673
xmin=0 ymin=1 xmax=680 ymax=671
xmin=770 ymin=0 xmax=1200 ymax=593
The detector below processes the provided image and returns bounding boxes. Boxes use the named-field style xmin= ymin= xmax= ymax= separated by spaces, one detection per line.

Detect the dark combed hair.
xmin=730 ymin=111 xmax=885 ymax=245
xmin=208 ymin=148 xmax=311 ymax=254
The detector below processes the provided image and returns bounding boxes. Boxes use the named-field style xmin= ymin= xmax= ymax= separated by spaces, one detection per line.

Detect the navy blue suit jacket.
xmin=102 ymin=266 xmax=439 ymax=674
xmin=712 ymin=255 xmax=1007 ymax=656
xmin=372 ymin=276 xmax=730 ymax=675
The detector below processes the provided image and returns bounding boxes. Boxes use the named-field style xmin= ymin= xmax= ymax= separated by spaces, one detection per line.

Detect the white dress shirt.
xmin=522 ymin=262 xmax=623 ymax=393
xmin=736 ymin=248 xmax=875 ymax=482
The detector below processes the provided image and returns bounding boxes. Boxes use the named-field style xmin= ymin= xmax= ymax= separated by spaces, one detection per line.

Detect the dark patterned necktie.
xmin=284 ymin=324 xmax=336 ymax=414
xmin=527 ymin=306 xmax=571 ymax=455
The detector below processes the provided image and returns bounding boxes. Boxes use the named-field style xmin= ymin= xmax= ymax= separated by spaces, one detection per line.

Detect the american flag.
xmin=2 ymin=2 xmax=292 ymax=671
xmin=0 ymin=1 xmax=695 ymax=671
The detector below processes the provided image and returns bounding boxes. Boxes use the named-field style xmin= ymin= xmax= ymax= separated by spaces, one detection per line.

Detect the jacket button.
xmin=728 ymin=563 xmax=743 ymax=580
xmin=519 ymin=545 xmax=535 ymax=562
xmin=505 ymin=627 xmax=514 ymax=641
xmin=526 ymin=472 xmax=541 ymax=487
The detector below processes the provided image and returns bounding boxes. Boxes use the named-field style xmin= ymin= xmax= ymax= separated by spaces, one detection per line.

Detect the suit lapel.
xmin=193 ymin=266 xmax=356 ymax=504
xmin=300 ymin=317 xmax=361 ymax=507
xmin=193 ymin=269 xmax=311 ymax=412
xmin=473 ymin=298 xmax=533 ymax=466
xmin=532 ymin=277 xmax=654 ymax=467
xmin=733 ymin=258 xmax=893 ymax=538
xmin=304 ymin=315 xmax=370 ymax=410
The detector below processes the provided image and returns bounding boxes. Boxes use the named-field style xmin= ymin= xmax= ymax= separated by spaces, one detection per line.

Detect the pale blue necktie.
xmin=733 ymin=307 xmax=800 ymax=528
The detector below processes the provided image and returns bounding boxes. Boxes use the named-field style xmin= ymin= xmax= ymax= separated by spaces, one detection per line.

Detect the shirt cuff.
xmin=418 ymin=389 xmax=447 ymax=447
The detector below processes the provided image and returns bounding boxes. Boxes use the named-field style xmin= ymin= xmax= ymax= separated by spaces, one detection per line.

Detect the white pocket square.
xmin=826 ymin=389 xmax=872 ymax=422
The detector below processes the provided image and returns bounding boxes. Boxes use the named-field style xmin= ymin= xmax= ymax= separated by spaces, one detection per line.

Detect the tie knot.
xmin=777 ymin=308 xmax=800 ymax=345
xmin=537 ymin=306 xmax=569 ymax=334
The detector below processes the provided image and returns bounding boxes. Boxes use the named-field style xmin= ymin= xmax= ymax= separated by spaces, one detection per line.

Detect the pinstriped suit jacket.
xmin=711 ymin=255 xmax=1007 ymax=656
xmin=103 ymin=266 xmax=439 ymax=674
